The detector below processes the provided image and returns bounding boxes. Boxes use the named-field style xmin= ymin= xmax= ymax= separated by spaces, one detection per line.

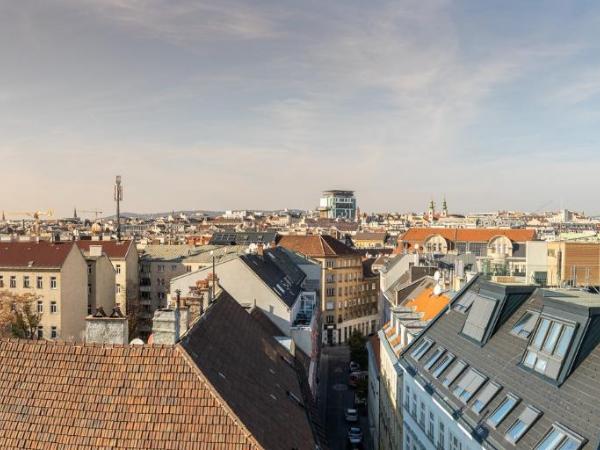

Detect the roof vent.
xmin=110 ymin=306 xmax=124 ymax=318
xmin=93 ymin=306 xmax=107 ymax=318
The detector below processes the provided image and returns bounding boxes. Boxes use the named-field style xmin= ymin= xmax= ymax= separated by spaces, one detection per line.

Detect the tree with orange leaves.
xmin=0 ymin=290 xmax=42 ymax=339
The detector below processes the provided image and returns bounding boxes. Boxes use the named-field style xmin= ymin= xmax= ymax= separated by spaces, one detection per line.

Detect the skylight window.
xmin=505 ymin=405 xmax=541 ymax=444
xmin=535 ymin=424 xmax=585 ymax=450
xmin=487 ymin=393 xmax=519 ymax=428
xmin=453 ymin=368 xmax=487 ymax=403
xmin=431 ymin=353 xmax=454 ymax=378
xmin=471 ymin=381 xmax=501 ymax=415
xmin=423 ymin=347 xmax=445 ymax=370
xmin=441 ymin=360 xmax=467 ymax=387
xmin=453 ymin=290 xmax=478 ymax=313
xmin=511 ymin=311 xmax=540 ymax=339
xmin=411 ymin=338 xmax=434 ymax=361
xmin=522 ymin=317 xmax=576 ymax=380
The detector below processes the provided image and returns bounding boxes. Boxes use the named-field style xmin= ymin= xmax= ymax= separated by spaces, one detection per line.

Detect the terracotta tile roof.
xmin=404 ymin=287 xmax=450 ymax=321
xmin=76 ymin=240 xmax=134 ymax=259
xmin=399 ymin=227 xmax=537 ymax=244
xmin=0 ymin=340 xmax=258 ymax=450
xmin=0 ymin=293 xmax=319 ymax=450
xmin=180 ymin=293 xmax=318 ymax=450
xmin=0 ymin=241 xmax=75 ymax=268
xmin=278 ymin=235 xmax=356 ymax=257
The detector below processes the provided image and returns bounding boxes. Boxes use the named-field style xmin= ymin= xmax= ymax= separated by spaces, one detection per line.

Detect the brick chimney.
xmin=85 ymin=306 xmax=129 ymax=344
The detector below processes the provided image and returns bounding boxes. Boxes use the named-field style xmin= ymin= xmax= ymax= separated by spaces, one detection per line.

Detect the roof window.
xmin=535 ymin=423 xmax=585 ymax=450
xmin=487 ymin=393 xmax=519 ymax=428
xmin=453 ymin=290 xmax=478 ymax=313
xmin=441 ymin=360 xmax=467 ymax=387
xmin=505 ymin=405 xmax=541 ymax=444
xmin=453 ymin=368 xmax=487 ymax=403
xmin=431 ymin=353 xmax=454 ymax=378
xmin=423 ymin=347 xmax=445 ymax=370
xmin=471 ymin=381 xmax=501 ymax=415
xmin=511 ymin=311 xmax=540 ymax=339
xmin=411 ymin=338 xmax=433 ymax=361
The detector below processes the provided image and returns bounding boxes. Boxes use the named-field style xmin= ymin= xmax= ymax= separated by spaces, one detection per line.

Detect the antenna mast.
xmin=114 ymin=175 xmax=123 ymax=241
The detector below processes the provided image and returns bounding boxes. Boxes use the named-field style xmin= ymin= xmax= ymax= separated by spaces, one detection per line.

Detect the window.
xmin=453 ymin=368 xmax=487 ymax=403
xmin=405 ymin=385 xmax=411 ymax=408
xmin=171 ymin=264 xmax=177 ymax=271
xmin=432 ymin=353 xmax=455 ymax=378
xmin=88 ymin=284 xmax=92 ymax=295
xmin=37 ymin=301 xmax=43 ymax=313
xmin=428 ymin=411 xmax=435 ymax=439
xmin=471 ymin=381 xmax=501 ymax=414
xmin=449 ymin=433 xmax=462 ymax=450
xmin=50 ymin=301 xmax=57 ymax=313
xmin=411 ymin=338 xmax=434 ymax=361
xmin=157 ymin=265 xmax=164 ymax=272
xmin=87 ymin=264 xmax=92 ymax=275
xmin=453 ymin=290 xmax=478 ymax=313
xmin=326 ymin=288 xmax=335 ymax=297
xmin=424 ymin=347 xmax=445 ymax=370
xmin=441 ymin=360 xmax=467 ymax=387
xmin=535 ymin=424 xmax=585 ymax=450
xmin=419 ymin=401 xmax=425 ymax=427
xmin=116 ymin=264 xmax=122 ymax=274
xmin=23 ymin=276 xmax=30 ymax=288
xmin=438 ymin=422 xmax=445 ymax=449
xmin=51 ymin=326 xmax=57 ymax=339
xmin=487 ymin=393 xmax=519 ymax=428
xmin=0 ymin=275 xmax=3 ymax=288
xmin=37 ymin=326 xmax=43 ymax=339
xmin=116 ymin=284 xmax=121 ymax=294
xmin=511 ymin=311 xmax=540 ymax=339
xmin=505 ymin=405 xmax=541 ymax=444
xmin=523 ymin=317 xmax=576 ymax=380
xmin=10 ymin=276 xmax=16 ymax=288
xmin=50 ymin=277 xmax=57 ymax=289
xmin=36 ymin=276 xmax=43 ymax=289
xmin=88 ymin=304 xmax=92 ymax=315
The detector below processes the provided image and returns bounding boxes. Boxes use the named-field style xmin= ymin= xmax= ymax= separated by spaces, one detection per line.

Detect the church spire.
xmin=442 ymin=197 xmax=448 ymax=218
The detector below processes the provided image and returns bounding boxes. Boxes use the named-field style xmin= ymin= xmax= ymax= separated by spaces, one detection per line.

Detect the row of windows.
xmin=0 ymin=275 xmax=57 ymax=289
xmin=324 ymin=258 xmax=360 ymax=269
xmin=36 ymin=301 xmax=58 ymax=314
xmin=37 ymin=326 xmax=58 ymax=339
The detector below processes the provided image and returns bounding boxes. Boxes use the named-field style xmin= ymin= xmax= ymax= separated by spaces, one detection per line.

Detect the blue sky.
xmin=2 ymin=0 xmax=600 ymax=216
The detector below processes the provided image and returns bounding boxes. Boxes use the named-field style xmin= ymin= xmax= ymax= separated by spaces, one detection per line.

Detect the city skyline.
xmin=3 ymin=1 xmax=600 ymax=216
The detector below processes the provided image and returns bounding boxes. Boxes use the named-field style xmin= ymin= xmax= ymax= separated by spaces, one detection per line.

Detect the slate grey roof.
xmin=400 ymin=278 xmax=600 ymax=449
xmin=209 ymin=231 xmax=279 ymax=246
xmin=140 ymin=244 xmax=204 ymax=262
xmin=240 ymin=248 xmax=306 ymax=308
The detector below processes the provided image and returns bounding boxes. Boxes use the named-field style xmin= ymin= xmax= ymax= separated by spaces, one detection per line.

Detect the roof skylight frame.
xmin=486 ymin=393 xmax=520 ymax=429
xmin=534 ymin=423 xmax=586 ymax=450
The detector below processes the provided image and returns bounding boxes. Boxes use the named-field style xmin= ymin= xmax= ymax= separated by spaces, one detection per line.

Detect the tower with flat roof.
xmin=318 ymin=190 xmax=357 ymax=220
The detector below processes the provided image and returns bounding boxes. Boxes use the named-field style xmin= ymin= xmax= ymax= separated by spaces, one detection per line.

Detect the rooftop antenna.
xmin=114 ymin=175 xmax=123 ymax=241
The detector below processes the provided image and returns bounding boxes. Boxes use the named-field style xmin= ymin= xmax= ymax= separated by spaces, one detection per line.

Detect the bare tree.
xmin=0 ymin=290 xmax=41 ymax=339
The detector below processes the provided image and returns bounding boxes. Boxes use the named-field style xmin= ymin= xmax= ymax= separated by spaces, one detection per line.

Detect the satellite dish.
xmin=433 ymin=284 xmax=443 ymax=296
xmin=434 ymin=270 xmax=441 ymax=281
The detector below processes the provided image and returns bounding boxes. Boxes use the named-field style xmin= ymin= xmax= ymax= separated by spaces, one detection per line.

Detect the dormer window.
xmin=522 ymin=317 xmax=576 ymax=380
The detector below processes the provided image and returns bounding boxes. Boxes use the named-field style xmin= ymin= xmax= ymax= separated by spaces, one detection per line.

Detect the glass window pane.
xmin=536 ymin=429 xmax=563 ymax=450
xmin=560 ymin=439 xmax=580 ymax=450
xmin=543 ymin=322 xmax=563 ymax=354
xmin=507 ymin=420 xmax=526 ymax=441
xmin=533 ymin=319 xmax=551 ymax=349
xmin=555 ymin=326 xmax=574 ymax=358
xmin=524 ymin=351 xmax=537 ymax=368
xmin=488 ymin=395 xmax=517 ymax=427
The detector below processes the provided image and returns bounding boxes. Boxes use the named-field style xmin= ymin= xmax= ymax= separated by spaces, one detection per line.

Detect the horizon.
xmin=3 ymin=1 xmax=600 ymax=216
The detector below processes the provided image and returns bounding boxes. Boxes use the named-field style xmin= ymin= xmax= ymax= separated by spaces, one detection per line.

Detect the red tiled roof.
xmin=404 ymin=287 xmax=450 ymax=321
xmin=76 ymin=240 xmax=134 ymax=259
xmin=0 ymin=241 xmax=75 ymax=268
xmin=399 ymin=228 xmax=537 ymax=244
xmin=279 ymin=235 xmax=356 ymax=257
xmin=0 ymin=340 xmax=258 ymax=450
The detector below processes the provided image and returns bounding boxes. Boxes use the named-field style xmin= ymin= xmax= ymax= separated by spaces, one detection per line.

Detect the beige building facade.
xmin=0 ymin=241 xmax=88 ymax=340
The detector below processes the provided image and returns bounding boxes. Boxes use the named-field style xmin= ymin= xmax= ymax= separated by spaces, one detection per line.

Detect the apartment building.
xmin=398 ymin=278 xmax=599 ymax=450
xmin=0 ymin=241 xmax=87 ymax=340
xmin=376 ymin=277 xmax=450 ymax=450
xmin=84 ymin=251 xmax=116 ymax=315
xmin=279 ymin=235 xmax=379 ymax=344
xmin=547 ymin=241 xmax=600 ymax=287
xmin=76 ymin=240 xmax=139 ymax=315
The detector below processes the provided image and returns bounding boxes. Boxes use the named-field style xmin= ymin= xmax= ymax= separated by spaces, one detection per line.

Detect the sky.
xmin=2 ymin=0 xmax=600 ymax=217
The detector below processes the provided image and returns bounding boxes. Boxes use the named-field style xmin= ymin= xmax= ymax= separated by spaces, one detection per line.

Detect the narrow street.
xmin=319 ymin=345 xmax=372 ymax=450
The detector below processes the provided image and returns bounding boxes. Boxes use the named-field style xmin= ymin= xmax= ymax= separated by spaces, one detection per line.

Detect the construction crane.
xmin=80 ymin=209 xmax=103 ymax=220
xmin=4 ymin=210 xmax=54 ymax=236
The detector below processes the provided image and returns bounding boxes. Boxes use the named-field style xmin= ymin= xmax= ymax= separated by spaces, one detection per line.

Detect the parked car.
xmin=348 ymin=427 xmax=363 ymax=445
xmin=349 ymin=361 xmax=361 ymax=373
xmin=344 ymin=408 xmax=358 ymax=422
xmin=348 ymin=371 xmax=368 ymax=387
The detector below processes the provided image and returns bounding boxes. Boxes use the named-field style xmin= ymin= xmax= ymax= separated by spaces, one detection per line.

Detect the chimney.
xmin=89 ymin=245 xmax=102 ymax=257
xmin=151 ymin=306 xmax=190 ymax=345
xmin=85 ymin=307 xmax=129 ymax=344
